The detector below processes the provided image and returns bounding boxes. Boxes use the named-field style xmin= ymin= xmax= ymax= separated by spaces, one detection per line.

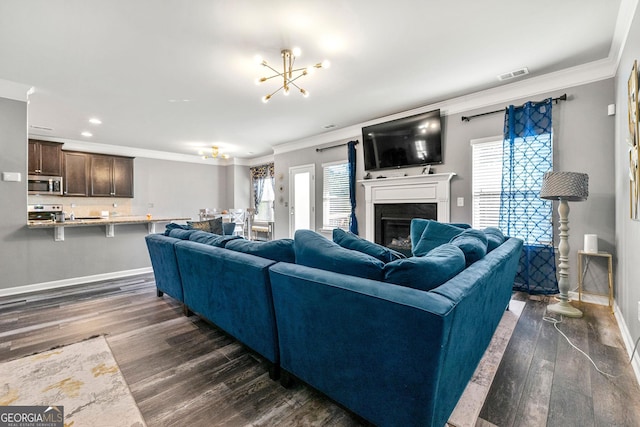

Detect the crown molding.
xmin=0 ymin=79 xmax=33 ymax=102
xmin=30 ymin=135 xmax=231 ymax=165
xmin=273 ymin=57 xmax=617 ymax=156
xmin=231 ymin=154 xmax=274 ymax=167
xmin=610 ymin=0 xmax=640 ymax=72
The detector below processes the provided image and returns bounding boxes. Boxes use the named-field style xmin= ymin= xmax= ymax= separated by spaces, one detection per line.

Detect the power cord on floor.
xmin=543 ymin=315 xmax=640 ymax=379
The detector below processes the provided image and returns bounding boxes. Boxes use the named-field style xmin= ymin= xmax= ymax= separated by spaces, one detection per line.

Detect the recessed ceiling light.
xmin=81 ymin=131 xmax=93 ymax=137
xmin=89 ymin=118 xmax=102 ymax=125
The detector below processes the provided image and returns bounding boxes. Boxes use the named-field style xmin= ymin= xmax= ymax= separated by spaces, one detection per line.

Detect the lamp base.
xmin=547 ymin=300 xmax=583 ymax=318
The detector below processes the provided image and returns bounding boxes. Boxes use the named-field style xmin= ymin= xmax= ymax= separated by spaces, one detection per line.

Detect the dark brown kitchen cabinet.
xmin=62 ymin=151 xmax=89 ymax=196
xmin=28 ymin=139 xmax=63 ymax=176
xmin=89 ymin=154 xmax=134 ymax=198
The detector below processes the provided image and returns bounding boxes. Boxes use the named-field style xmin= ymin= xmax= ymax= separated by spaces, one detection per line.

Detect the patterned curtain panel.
xmin=348 ymin=141 xmax=359 ymax=235
xmin=499 ymin=99 xmax=558 ymax=294
xmin=250 ymin=163 xmax=274 ymax=215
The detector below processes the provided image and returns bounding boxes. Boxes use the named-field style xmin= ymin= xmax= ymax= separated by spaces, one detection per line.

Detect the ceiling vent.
xmin=497 ymin=67 xmax=529 ymax=81
xmin=30 ymin=125 xmax=53 ymax=131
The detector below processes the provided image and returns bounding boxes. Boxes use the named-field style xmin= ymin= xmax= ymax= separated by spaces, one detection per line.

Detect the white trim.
xmin=470 ymin=135 xmax=502 ymax=146
xmin=233 ymin=154 xmax=275 ymax=167
xmin=0 ymin=78 xmax=33 ymax=102
xmin=272 ymin=58 xmax=616 ymax=156
xmin=359 ymin=173 xmax=455 ymax=241
xmin=614 ymin=300 xmax=640 ymax=386
xmin=0 ymin=267 xmax=153 ymax=298
xmin=321 ymin=159 xmax=348 ymax=168
xmin=610 ymin=0 xmax=640 ymax=73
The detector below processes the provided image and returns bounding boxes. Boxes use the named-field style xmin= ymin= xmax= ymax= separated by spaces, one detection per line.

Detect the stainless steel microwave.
xmin=28 ymin=175 xmax=63 ymax=195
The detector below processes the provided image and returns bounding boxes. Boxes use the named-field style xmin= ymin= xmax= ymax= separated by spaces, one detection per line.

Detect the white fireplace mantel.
xmin=359 ymin=172 xmax=456 ymax=241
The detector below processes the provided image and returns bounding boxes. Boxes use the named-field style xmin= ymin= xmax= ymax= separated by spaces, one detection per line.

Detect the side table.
xmin=577 ymin=250 xmax=613 ymax=313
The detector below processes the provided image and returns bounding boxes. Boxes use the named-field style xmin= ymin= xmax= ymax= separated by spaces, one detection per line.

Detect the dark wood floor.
xmin=0 ymin=274 xmax=639 ymax=426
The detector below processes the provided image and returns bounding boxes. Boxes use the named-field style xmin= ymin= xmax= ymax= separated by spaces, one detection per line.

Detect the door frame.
xmin=288 ymin=164 xmax=315 ymax=238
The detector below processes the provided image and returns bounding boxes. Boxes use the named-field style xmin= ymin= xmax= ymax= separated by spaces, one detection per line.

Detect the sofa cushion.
xmin=412 ymin=220 xmax=466 ymax=257
xmin=188 ymin=230 xmax=241 ymax=247
xmin=186 ymin=217 xmax=223 ymax=234
xmin=483 ymin=227 xmax=505 ymax=252
xmin=294 ymin=230 xmax=385 ymax=281
xmin=167 ymin=228 xmax=200 ymax=240
xmin=164 ymin=222 xmax=189 ymax=235
xmin=383 ymin=244 xmax=466 ymax=291
xmin=332 ymin=228 xmax=405 ymax=263
xmin=449 ymin=228 xmax=488 ymax=266
xmin=225 ymin=238 xmax=295 ymax=263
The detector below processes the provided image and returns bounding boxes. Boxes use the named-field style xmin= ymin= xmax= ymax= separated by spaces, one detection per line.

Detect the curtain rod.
xmin=461 ymin=93 xmax=568 ymax=122
xmin=316 ymin=140 xmax=359 ymax=152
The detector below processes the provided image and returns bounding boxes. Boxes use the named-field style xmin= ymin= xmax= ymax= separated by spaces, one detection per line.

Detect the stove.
xmin=28 ymin=204 xmax=63 ymax=221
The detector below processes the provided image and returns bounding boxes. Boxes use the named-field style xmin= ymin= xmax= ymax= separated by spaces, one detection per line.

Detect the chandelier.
xmin=199 ymin=146 xmax=229 ymax=160
xmin=255 ymin=48 xmax=329 ymax=103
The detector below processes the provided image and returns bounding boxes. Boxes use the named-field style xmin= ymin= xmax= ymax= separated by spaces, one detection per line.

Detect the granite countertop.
xmin=27 ymin=216 xmax=191 ymax=228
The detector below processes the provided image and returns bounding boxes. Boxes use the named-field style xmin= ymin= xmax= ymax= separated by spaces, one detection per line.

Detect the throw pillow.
xmin=167 ymin=228 xmax=200 ymax=240
xmin=188 ymin=231 xmax=241 ymax=247
xmin=332 ymin=228 xmax=406 ymax=263
xmin=164 ymin=222 xmax=189 ymax=235
xmin=412 ymin=220 xmax=465 ymax=257
xmin=483 ymin=227 xmax=505 ymax=252
xmin=449 ymin=228 xmax=488 ymax=266
xmin=294 ymin=229 xmax=385 ymax=281
xmin=225 ymin=239 xmax=295 ymax=263
xmin=186 ymin=217 xmax=223 ymax=234
xmin=383 ymin=244 xmax=466 ymax=291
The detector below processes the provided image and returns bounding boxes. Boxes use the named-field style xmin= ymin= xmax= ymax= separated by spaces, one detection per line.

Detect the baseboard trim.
xmin=0 ymin=268 xmax=153 ymax=298
xmin=613 ymin=301 xmax=640 ymax=386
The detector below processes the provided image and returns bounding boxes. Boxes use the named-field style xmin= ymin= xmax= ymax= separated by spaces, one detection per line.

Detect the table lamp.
xmin=540 ymin=171 xmax=589 ymax=318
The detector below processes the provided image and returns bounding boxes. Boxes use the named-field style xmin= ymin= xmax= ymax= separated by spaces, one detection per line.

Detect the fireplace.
xmin=375 ymin=203 xmax=437 ymax=256
xmin=359 ymin=173 xmax=455 ymax=248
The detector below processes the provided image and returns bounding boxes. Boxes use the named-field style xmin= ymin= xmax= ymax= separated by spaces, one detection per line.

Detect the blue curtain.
xmin=348 ymin=140 xmax=359 ymax=235
xmin=499 ymin=99 xmax=558 ymax=294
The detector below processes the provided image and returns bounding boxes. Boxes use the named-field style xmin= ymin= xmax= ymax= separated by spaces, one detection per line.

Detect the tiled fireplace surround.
xmin=360 ymin=173 xmax=456 ymax=253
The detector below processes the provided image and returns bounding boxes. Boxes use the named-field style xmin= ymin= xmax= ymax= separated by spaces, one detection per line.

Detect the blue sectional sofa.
xmin=145 ymin=221 xmax=523 ymax=426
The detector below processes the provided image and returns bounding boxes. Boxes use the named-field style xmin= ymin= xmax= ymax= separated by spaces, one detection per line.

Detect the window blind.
xmin=472 ymin=139 xmax=503 ymax=229
xmin=322 ymin=162 xmax=350 ymax=229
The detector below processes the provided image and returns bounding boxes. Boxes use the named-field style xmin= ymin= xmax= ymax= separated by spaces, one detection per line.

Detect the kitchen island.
xmin=27 ymin=216 xmax=190 ymax=241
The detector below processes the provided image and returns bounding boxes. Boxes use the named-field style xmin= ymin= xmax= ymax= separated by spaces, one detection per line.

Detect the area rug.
xmin=0 ymin=336 xmax=146 ymax=427
xmin=447 ymin=299 xmax=526 ymax=427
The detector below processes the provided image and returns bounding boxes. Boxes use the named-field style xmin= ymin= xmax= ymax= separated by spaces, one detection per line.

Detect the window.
xmin=471 ymin=137 xmax=503 ymax=229
xmin=471 ymin=133 xmax=553 ymax=244
xmin=255 ymin=178 xmax=275 ymax=222
xmin=322 ymin=161 xmax=351 ymax=230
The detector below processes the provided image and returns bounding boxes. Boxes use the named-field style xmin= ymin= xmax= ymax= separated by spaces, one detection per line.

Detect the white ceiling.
xmin=0 ymin=0 xmax=626 ymax=160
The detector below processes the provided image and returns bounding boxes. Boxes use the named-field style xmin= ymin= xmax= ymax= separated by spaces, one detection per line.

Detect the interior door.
xmin=289 ymin=164 xmax=315 ymax=237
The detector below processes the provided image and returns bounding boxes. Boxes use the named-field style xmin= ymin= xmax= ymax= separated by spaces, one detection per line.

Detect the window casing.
xmin=471 ymin=137 xmax=503 ymax=229
xmin=322 ymin=161 xmax=350 ymax=230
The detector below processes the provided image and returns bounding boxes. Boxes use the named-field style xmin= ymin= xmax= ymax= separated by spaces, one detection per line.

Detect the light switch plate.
xmin=2 ymin=172 xmax=21 ymax=182
xmin=457 ymin=197 xmax=464 ymax=207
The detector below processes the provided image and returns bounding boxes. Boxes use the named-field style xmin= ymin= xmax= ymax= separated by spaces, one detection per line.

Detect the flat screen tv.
xmin=362 ymin=109 xmax=442 ymax=171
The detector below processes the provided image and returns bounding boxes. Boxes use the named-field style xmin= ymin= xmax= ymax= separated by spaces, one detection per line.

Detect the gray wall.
xmin=614 ymin=5 xmax=640 ymax=347
xmin=274 ymin=79 xmax=615 ymax=296
xmin=131 ymin=157 xmax=227 ymax=219
xmin=0 ymin=96 xmax=230 ymax=291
